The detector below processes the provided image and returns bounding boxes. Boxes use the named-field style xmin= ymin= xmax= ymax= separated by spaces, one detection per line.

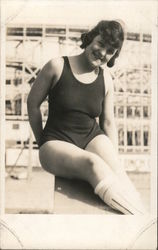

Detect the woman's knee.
xmin=86 ymin=135 xmax=123 ymax=173
xmin=82 ymin=153 xmax=107 ymax=183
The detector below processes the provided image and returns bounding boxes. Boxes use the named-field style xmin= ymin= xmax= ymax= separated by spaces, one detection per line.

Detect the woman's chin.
xmin=90 ymin=59 xmax=102 ymax=68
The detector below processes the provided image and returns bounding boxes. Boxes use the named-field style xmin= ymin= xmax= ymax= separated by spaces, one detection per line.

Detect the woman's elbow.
xmin=104 ymin=118 xmax=116 ymax=130
xmin=105 ymin=119 xmax=111 ymax=127
xmin=99 ymin=118 xmax=109 ymax=131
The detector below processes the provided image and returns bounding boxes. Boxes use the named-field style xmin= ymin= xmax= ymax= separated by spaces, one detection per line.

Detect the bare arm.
xmin=99 ymin=69 xmax=118 ymax=153
xmin=27 ymin=59 xmax=58 ymax=146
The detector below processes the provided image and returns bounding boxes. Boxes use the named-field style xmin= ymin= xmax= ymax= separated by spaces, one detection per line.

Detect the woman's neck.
xmin=69 ymin=52 xmax=99 ymax=75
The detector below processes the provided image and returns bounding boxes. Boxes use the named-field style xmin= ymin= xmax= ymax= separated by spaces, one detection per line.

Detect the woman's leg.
xmin=39 ymin=140 xmax=114 ymax=188
xmin=85 ymin=134 xmax=124 ymax=174
xmin=85 ymin=134 xmax=138 ymax=186
xmin=85 ymin=134 xmax=147 ymax=211
xmin=39 ymin=140 xmax=146 ymax=214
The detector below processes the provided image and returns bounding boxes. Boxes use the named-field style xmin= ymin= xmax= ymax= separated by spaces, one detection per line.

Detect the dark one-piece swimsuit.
xmin=40 ymin=56 xmax=106 ymax=149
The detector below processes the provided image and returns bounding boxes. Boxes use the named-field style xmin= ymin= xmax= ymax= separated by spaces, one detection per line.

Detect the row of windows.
xmin=6 ymin=78 xmax=151 ymax=95
xmin=118 ymin=129 xmax=149 ymax=146
xmin=11 ymin=123 xmax=150 ymax=150
xmin=6 ymin=101 xmax=151 ymax=119
xmin=6 ymin=99 xmax=22 ymax=115
xmin=114 ymin=106 xmax=150 ymax=118
xmin=6 ymin=78 xmax=22 ymax=85
xmin=115 ymin=87 xmax=150 ymax=94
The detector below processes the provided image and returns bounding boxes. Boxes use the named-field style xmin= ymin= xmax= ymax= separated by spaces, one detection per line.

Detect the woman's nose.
xmin=99 ymin=49 xmax=106 ymax=58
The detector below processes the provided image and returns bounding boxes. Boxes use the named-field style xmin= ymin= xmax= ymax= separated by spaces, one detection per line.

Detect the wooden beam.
xmin=150 ymin=20 xmax=157 ymax=215
xmin=0 ymin=2 xmax=6 ymax=216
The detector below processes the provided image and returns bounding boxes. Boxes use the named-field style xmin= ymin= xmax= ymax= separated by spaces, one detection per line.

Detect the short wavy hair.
xmin=80 ymin=20 xmax=124 ymax=67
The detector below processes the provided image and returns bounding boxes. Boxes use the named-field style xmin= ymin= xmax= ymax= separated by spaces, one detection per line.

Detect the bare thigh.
xmin=39 ymin=140 xmax=113 ymax=187
xmin=85 ymin=134 xmax=138 ymax=193
xmin=85 ymin=134 xmax=124 ymax=174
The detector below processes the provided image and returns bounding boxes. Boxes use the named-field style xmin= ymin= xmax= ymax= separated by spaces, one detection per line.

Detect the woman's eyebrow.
xmin=100 ymin=39 xmax=105 ymax=44
xmin=98 ymin=40 xmax=106 ymax=46
xmin=107 ymin=47 xmax=116 ymax=53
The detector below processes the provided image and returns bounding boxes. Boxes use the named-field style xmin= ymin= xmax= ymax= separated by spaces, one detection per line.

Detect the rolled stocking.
xmin=94 ymin=176 xmax=146 ymax=215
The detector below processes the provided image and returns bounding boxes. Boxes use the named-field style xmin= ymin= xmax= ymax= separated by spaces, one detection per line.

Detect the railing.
xmin=6 ymin=25 xmax=151 ymax=43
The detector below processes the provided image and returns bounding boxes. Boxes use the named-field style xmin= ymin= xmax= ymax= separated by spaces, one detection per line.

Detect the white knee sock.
xmin=94 ymin=177 xmax=146 ymax=215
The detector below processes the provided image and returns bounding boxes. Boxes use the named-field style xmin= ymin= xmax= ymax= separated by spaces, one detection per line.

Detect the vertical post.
xmin=150 ymin=16 xmax=157 ymax=215
xmin=65 ymin=24 xmax=69 ymax=55
xmin=123 ymin=29 xmax=128 ymax=156
xmin=21 ymin=25 xmax=26 ymax=121
xmin=0 ymin=2 xmax=6 ymax=216
xmin=27 ymin=127 xmax=33 ymax=181
xmin=41 ymin=24 xmax=45 ymax=66
xmin=124 ymin=71 xmax=127 ymax=154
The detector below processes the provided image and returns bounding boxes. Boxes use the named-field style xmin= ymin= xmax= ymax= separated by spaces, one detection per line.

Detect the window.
xmin=135 ymin=107 xmax=141 ymax=117
xmin=14 ymin=78 xmax=22 ymax=86
xmin=14 ymin=99 xmax=21 ymax=115
xmin=118 ymin=106 xmax=124 ymax=118
xmin=118 ymin=128 xmax=124 ymax=145
xmin=118 ymin=87 xmax=124 ymax=92
xmin=134 ymin=88 xmax=140 ymax=93
xmin=144 ymin=131 xmax=149 ymax=146
xmin=135 ymin=130 xmax=141 ymax=145
xmin=6 ymin=100 xmax=12 ymax=114
xmin=127 ymin=106 xmax=132 ymax=118
xmin=6 ymin=79 xmax=11 ymax=85
xmin=12 ymin=124 xmax=19 ymax=129
xmin=126 ymin=88 xmax=132 ymax=93
xmin=143 ymin=89 xmax=148 ymax=94
xmin=127 ymin=131 xmax=133 ymax=145
xmin=114 ymin=106 xmax=116 ymax=116
xmin=143 ymin=106 xmax=149 ymax=118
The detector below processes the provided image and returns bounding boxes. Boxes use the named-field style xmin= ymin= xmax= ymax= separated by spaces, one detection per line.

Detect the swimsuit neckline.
xmin=65 ymin=56 xmax=101 ymax=86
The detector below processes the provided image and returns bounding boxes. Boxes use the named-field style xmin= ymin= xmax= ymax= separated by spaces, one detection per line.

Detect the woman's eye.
xmin=98 ymin=42 xmax=104 ymax=47
xmin=107 ymin=49 xmax=115 ymax=55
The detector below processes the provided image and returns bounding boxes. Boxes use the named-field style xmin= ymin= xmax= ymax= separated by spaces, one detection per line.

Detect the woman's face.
xmin=85 ymin=35 xmax=117 ymax=68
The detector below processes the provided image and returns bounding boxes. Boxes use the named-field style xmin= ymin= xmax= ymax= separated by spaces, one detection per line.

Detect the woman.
xmin=27 ymin=20 xmax=146 ymax=214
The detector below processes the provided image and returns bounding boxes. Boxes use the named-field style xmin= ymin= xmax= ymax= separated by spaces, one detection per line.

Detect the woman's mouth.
xmin=95 ymin=58 xmax=102 ymax=64
xmin=92 ymin=52 xmax=106 ymax=64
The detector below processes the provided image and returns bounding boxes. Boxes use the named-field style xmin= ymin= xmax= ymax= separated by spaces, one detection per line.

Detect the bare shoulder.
xmin=27 ymin=57 xmax=64 ymax=105
xmin=42 ymin=57 xmax=64 ymax=89
xmin=103 ymin=67 xmax=114 ymax=95
xmin=49 ymin=57 xmax=64 ymax=70
xmin=45 ymin=57 xmax=64 ymax=79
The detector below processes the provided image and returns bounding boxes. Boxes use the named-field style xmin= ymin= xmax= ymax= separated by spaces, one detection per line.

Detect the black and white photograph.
xmin=0 ymin=0 xmax=157 ymax=249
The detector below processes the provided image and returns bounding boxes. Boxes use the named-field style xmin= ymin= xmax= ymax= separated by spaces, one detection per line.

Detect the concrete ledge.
xmin=55 ymin=177 xmax=120 ymax=214
xmin=5 ymin=170 xmax=150 ymax=214
xmin=5 ymin=168 xmax=55 ymax=214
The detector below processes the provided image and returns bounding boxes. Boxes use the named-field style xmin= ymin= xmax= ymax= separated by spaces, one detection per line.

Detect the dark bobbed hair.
xmin=80 ymin=20 xmax=124 ymax=67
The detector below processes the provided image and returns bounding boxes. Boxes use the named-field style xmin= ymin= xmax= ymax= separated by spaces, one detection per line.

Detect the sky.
xmin=3 ymin=0 xmax=157 ymax=33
